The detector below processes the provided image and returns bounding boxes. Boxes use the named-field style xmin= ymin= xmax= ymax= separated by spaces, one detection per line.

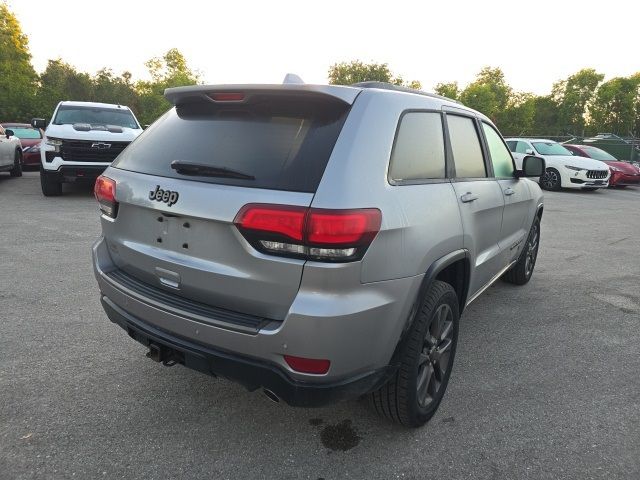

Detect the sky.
xmin=7 ymin=0 xmax=640 ymax=95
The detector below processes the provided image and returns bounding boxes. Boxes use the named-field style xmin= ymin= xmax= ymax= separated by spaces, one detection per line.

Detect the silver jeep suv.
xmin=92 ymin=80 xmax=544 ymax=427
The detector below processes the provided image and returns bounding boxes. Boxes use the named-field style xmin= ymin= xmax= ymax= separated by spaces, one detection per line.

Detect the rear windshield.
xmin=112 ymin=96 xmax=350 ymax=193
xmin=54 ymin=105 xmax=139 ymax=129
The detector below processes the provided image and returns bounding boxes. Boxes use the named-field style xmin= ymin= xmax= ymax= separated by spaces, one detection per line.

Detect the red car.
xmin=564 ymin=144 xmax=640 ymax=187
xmin=0 ymin=123 xmax=43 ymax=169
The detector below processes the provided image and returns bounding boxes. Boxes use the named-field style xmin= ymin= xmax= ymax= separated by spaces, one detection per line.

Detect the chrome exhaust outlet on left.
xmin=263 ymin=389 xmax=280 ymax=404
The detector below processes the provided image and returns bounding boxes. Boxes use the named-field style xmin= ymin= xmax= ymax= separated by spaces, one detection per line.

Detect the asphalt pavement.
xmin=1 ymin=172 xmax=639 ymax=479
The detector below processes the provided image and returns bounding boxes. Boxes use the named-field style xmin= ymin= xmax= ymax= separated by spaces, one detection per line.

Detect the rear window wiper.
xmin=170 ymin=161 xmax=255 ymax=180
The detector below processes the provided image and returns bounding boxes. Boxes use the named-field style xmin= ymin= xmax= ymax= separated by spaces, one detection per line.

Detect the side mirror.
xmin=5 ymin=129 xmax=14 ymax=138
xmin=31 ymin=118 xmax=47 ymax=129
xmin=517 ymin=155 xmax=546 ymax=178
xmin=525 ymin=148 xmax=534 ymax=155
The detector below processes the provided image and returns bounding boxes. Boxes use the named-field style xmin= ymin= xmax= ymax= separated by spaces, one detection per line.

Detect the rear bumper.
xmin=92 ymin=236 xmax=422 ymax=399
xmin=101 ymin=295 xmax=393 ymax=406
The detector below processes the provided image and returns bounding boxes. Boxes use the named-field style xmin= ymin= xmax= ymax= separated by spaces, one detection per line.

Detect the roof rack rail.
xmin=351 ymin=81 xmax=459 ymax=103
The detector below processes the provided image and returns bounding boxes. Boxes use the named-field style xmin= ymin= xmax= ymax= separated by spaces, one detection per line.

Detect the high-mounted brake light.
xmin=234 ymin=204 xmax=381 ymax=262
xmin=208 ymin=92 xmax=245 ymax=102
xmin=94 ymin=175 xmax=118 ymax=218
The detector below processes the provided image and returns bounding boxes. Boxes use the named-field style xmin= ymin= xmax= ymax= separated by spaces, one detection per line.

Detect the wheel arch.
xmin=387 ymin=250 xmax=470 ymax=369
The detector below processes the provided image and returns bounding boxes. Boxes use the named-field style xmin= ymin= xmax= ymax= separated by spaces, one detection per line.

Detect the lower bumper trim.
xmin=101 ymin=295 xmax=395 ymax=407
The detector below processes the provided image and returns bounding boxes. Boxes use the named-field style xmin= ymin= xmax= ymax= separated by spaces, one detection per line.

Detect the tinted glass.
xmin=54 ymin=105 xmax=139 ymax=129
xmin=389 ymin=112 xmax=445 ymax=181
xmin=7 ymin=127 xmax=42 ymax=139
xmin=482 ymin=123 xmax=514 ymax=178
xmin=505 ymin=140 xmax=516 ymax=152
xmin=532 ymin=142 xmax=572 ymax=156
xmin=113 ymin=97 xmax=349 ymax=193
xmin=516 ymin=141 xmax=530 ymax=154
xmin=447 ymin=115 xmax=486 ymax=178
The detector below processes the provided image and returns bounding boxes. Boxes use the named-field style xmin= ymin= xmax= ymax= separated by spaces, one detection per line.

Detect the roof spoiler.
xmin=165 ymin=83 xmax=360 ymax=107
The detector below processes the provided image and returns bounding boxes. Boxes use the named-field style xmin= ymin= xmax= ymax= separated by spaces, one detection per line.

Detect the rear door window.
xmin=113 ymin=97 xmax=349 ymax=193
xmin=389 ymin=112 xmax=445 ymax=182
xmin=447 ymin=115 xmax=487 ymax=178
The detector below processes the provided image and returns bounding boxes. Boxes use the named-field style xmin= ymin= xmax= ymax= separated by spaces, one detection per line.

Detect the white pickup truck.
xmin=33 ymin=101 xmax=143 ymax=196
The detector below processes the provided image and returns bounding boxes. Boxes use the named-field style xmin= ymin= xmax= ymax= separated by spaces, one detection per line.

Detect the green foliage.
xmin=135 ymin=48 xmax=200 ymax=125
xmin=459 ymin=67 xmax=512 ymax=123
xmin=0 ymin=2 xmax=38 ymax=121
xmin=588 ymin=76 xmax=640 ymax=136
xmin=3 ymin=1 xmax=640 ymax=136
xmin=552 ymin=68 xmax=604 ymax=135
xmin=434 ymin=82 xmax=459 ymax=100
xmin=35 ymin=59 xmax=94 ymax=116
xmin=328 ymin=61 xmax=421 ymax=89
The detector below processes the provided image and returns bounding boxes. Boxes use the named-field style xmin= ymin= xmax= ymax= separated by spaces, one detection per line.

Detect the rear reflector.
xmin=284 ymin=355 xmax=330 ymax=374
xmin=208 ymin=92 xmax=245 ymax=102
xmin=94 ymin=175 xmax=118 ymax=218
xmin=234 ymin=204 xmax=381 ymax=262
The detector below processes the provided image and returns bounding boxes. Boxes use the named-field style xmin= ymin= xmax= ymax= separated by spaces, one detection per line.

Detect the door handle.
xmin=504 ymin=188 xmax=515 ymax=196
xmin=460 ymin=192 xmax=479 ymax=203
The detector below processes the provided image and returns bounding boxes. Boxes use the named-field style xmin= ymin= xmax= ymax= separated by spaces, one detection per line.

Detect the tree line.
xmin=2 ymin=3 xmax=639 ymax=137
xmin=329 ymin=61 xmax=640 ymax=138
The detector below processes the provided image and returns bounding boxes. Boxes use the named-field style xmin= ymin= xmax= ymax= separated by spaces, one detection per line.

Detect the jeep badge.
xmin=149 ymin=185 xmax=179 ymax=206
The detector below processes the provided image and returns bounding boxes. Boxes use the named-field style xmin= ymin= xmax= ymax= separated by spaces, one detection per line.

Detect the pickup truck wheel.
xmin=370 ymin=280 xmax=459 ymax=427
xmin=9 ymin=150 xmax=22 ymax=177
xmin=540 ymin=168 xmax=561 ymax=191
xmin=502 ymin=216 xmax=540 ymax=285
xmin=40 ymin=170 xmax=62 ymax=196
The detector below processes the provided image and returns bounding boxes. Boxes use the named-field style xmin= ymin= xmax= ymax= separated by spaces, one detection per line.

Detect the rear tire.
xmin=370 ymin=280 xmax=459 ymax=427
xmin=502 ymin=216 xmax=540 ymax=285
xmin=9 ymin=151 xmax=22 ymax=177
xmin=40 ymin=170 xmax=62 ymax=196
xmin=540 ymin=168 xmax=561 ymax=191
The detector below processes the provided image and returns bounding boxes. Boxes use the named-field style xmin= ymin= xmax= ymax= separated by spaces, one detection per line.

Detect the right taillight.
xmin=94 ymin=175 xmax=118 ymax=218
xmin=234 ymin=204 xmax=381 ymax=262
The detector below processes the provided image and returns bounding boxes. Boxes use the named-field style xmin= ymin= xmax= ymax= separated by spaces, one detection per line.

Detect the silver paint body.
xmin=93 ymin=84 xmax=543 ymax=383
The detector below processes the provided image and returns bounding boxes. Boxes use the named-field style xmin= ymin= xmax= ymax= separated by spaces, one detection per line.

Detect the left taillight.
xmin=94 ymin=175 xmax=118 ymax=218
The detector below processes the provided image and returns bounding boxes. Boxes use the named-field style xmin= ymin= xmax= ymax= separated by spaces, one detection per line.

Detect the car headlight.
xmin=609 ymin=166 xmax=621 ymax=173
xmin=23 ymin=145 xmax=41 ymax=153
xmin=44 ymin=137 xmax=62 ymax=152
xmin=564 ymin=165 xmax=585 ymax=171
xmin=45 ymin=137 xmax=62 ymax=147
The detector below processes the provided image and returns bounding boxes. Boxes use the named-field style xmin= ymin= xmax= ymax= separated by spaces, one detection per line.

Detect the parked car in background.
xmin=579 ymin=133 xmax=640 ymax=165
xmin=32 ymin=101 xmax=143 ymax=196
xmin=564 ymin=144 xmax=640 ymax=187
xmin=506 ymin=138 xmax=609 ymax=191
xmin=0 ymin=124 xmax=23 ymax=177
xmin=92 ymin=80 xmax=545 ymax=427
xmin=1 ymin=123 xmax=43 ymax=169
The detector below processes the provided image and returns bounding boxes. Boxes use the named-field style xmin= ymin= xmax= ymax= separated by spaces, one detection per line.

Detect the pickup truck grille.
xmin=60 ymin=139 xmax=130 ymax=162
xmin=586 ymin=170 xmax=608 ymax=179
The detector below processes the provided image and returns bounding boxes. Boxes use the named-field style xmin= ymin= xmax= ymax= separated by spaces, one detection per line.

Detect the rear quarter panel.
xmin=311 ymin=90 xmax=464 ymax=283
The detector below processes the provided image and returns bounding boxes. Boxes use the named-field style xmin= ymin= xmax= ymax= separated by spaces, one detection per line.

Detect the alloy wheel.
xmin=417 ymin=304 xmax=454 ymax=408
xmin=541 ymin=170 xmax=559 ymax=190
xmin=524 ymin=222 xmax=539 ymax=277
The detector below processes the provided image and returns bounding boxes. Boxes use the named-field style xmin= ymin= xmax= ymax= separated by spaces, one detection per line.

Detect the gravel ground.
xmin=1 ymin=172 xmax=639 ymax=479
